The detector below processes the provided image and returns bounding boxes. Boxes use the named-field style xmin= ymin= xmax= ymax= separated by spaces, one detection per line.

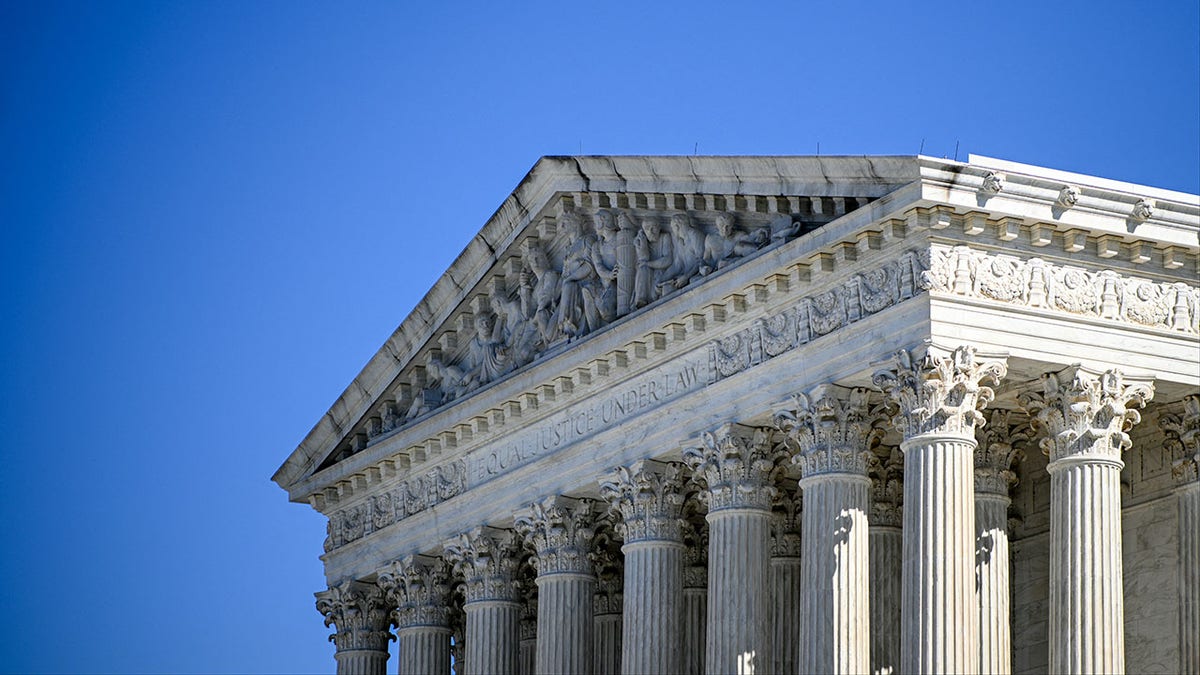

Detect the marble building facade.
xmin=273 ymin=155 xmax=1200 ymax=674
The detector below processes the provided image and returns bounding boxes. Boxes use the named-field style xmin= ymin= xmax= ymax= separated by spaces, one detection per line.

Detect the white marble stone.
xmin=974 ymin=410 xmax=1023 ymax=675
xmin=315 ymin=581 xmax=393 ymax=675
xmin=443 ymin=527 xmax=523 ymax=675
xmin=770 ymin=491 xmax=802 ymax=675
xmin=868 ymin=448 xmax=902 ymax=675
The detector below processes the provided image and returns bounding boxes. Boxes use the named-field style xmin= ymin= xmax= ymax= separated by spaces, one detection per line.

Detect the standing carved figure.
xmin=612 ymin=211 xmax=639 ymax=317
xmin=491 ymin=293 xmax=534 ymax=370
xmin=463 ymin=309 xmax=510 ymax=389
xmin=660 ymin=212 xmax=705 ymax=291
xmin=633 ymin=215 xmax=674 ymax=309
xmin=590 ymin=209 xmax=621 ymax=323
xmin=557 ymin=212 xmax=601 ymax=338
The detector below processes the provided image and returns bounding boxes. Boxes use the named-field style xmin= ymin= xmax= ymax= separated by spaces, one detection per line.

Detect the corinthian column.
xmin=683 ymin=423 xmax=784 ymax=675
xmin=868 ymin=448 xmax=903 ymax=675
xmin=770 ymin=489 xmax=803 ymax=675
xmin=315 ymin=580 xmax=394 ymax=675
xmin=874 ymin=344 xmax=1007 ymax=674
xmin=1022 ymin=367 xmax=1153 ymax=675
xmin=443 ymin=526 xmax=523 ymax=675
xmin=682 ymin=517 xmax=708 ymax=675
xmin=777 ymin=385 xmax=879 ymax=675
xmin=377 ymin=555 xmax=453 ymax=675
xmin=599 ymin=460 xmax=685 ymax=675
xmin=592 ymin=545 xmax=623 ymax=675
xmin=1161 ymin=394 xmax=1200 ymax=675
xmin=974 ymin=411 xmax=1024 ymax=675
xmin=518 ymin=592 xmax=537 ymax=675
xmin=514 ymin=496 xmax=597 ymax=675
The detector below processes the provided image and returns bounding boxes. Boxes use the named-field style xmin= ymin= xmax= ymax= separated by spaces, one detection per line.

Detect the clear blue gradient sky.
xmin=1 ymin=1 xmax=1196 ymax=672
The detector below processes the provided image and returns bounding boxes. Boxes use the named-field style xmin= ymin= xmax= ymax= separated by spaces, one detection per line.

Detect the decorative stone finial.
xmin=1161 ymin=395 xmax=1200 ymax=485
xmin=513 ymin=496 xmax=597 ymax=576
xmin=315 ymin=580 xmax=395 ymax=653
xmin=376 ymin=554 xmax=452 ymax=629
xmin=683 ymin=423 xmax=784 ymax=511
xmin=974 ymin=409 xmax=1027 ymax=496
xmin=598 ymin=460 xmax=685 ymax=543
xmin=1019 ymin=367 xmax=1154 ymax=465
xmin=443 ymin=526 xmax=522 ymax=602
xmin=774 ymin=384 xmax=882 ymax=478
xmin=872 ymin=344 xmax=1008 ymax=440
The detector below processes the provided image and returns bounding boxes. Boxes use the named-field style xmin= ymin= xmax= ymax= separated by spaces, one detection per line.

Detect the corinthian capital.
xmin=872 ymin=344 xmax=1008 ymax=440
xmin=1019 ymin=367 xmax=1154 ymax=465
xmin=1161 ymin=394 xmax=1200 ymax=485
xmin=974 ymin=409 xmax=1027 ymax=497
xmin=869 ymin=447 xmax=904 ymax=528
xmin=775 ymin=384 xmax=882 ymax=478
xmin=315 ymin=580 xmax=395 ymax=653
xmin=770 ymin=488 xmax=802 ymax=557
xmin=377 ymin=554 xmax=452 ymax=629
xmin=443 ymin=526 xmax=522 ymax=603
xmin=599 ymin=460 xmax=685 ymax=543
xmin=514 ymin=496 xmax=597 ymax=576
xmin=683 ymin=423 xmax=784 ymax=512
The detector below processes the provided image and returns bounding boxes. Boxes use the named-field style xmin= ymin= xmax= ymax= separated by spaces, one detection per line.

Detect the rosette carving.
xmin=869 ymin=447 xmax=904 ymax=528
xmin=974 ymin=410 xmax=1027 ymax=496
xmin=443 ymin=526 xmax=522 ymax=603
xmin=514 ymin=496 xmax=597 ymax=576
xmin=1019 ymin=367 xmax=1154 ymax=465
xmin=775 ymin=385 xmax=882 ymax=478
xmin=770 ymin=489 xmax=802 ymax=557
xmin=599 ymin=460 xmax=686 ymax=543
xmin=683 ymin=423 xmax=785 ymax=512
xmin=873 ymin=344 xmax=1008 ymax=440
xmin=315 ymin=580 xmax=395 ymax=653
xmin=377 ymin=554 xmax=452 ymax=629
xmin=1160 ymin=395 xmax=1200 ymax=485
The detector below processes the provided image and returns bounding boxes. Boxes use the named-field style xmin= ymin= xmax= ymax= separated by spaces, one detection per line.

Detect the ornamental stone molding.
xmin=598 ymin=459 xmax=686 ymax=543
xmin=376 ymin=554 xmax=452 ymax=629
xmin=1161 ymin=394 xmax=1200 ymax=485
xmin=315 ymin=580 xmax=395 ymax=654
xmin=923 ymin=245 xmax=1200 ymax=333
xmin=442 ymin=526 xmax=522 ymax=603
xmin=325 ymin=460 xmax=466 ymax=553
xmin=873 ymin=344 xmax=1008 ymax=440
xmin=1020 ymin=367 xmax=1155 ymax=465
xmin=514 ymin=496 xmax=597 ymax=576
xmin=869 ymin=446 xmax=904 ymax=528
xmin=775 ymin=384 xmax=883 ymax=478
xmin=974 ymin=410 xmax=1027 ymax=497
xmin=683 ymin=423 xmax=785 ymax=512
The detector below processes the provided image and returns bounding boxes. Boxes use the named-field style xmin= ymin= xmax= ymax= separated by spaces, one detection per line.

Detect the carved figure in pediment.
xmin=557 ymin=212 xmax=602 ymax=338
xmin=634 ymin=215 xmax=673 ymax=309
xmin=767 ymin=213 xmax=801 ymax=243
xmin=519 ymin=244 xmax=562 ymax=347
xmin=660 ymin=212 xmax=705 ymax=291
xmin=700 ymin=212 xmax=765 ymax=276
xmin=404 ymin=357 xmax=466 ymax=421
xmin=590 ymin=209 xmax=621 ymax=322
xmin=463 ymin=308 xmax=511 ymax=389
xmin=491 ymin=292 xmax=535 ymax=370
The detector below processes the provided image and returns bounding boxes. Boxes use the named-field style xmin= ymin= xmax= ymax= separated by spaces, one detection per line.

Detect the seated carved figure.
xmin=699 ymin=212 xmax=765 ymax=276
xmin=557 ymin=212 xmax=602 ymax=339
xmin=519 ymin=244 xmax=562 ymax=347
xmin=660 ymin=212 xmax=705 ymax=291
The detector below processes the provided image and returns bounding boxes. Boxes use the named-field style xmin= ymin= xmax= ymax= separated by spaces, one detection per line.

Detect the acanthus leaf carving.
xmin=775 ymin=384 xmax=883 ymax=478
xmin=513 ymin=496 xmax=597 ymax=576
xmin=974 ymin=409 xmax=1027 ymax=497
xmin=377 ymin=554 xmax=453 ymax=629
xmin=315 ymin=580 xmax=395 ymax=653
xmin=872 ymin=344 xmax=1008 ymax=440
xmin=868 ymin=447 xmax=904 ymax=528
xmin=598 ymin=460 xmax=685 ymax=544
xmin=442 ymin=526 xmax=522 ymax=603
xmin=1159 ymin=394 xmax=1200 ymax=485
xmin=682 ymin=423 xmax=785 ymax=512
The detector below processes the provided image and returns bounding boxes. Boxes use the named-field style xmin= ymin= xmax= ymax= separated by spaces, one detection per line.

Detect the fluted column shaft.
xmin=798 ymin=474 xmax=871 ymax=674
xmin=593 ymin=611 xmax=621 ymax=674
xmin=1179 ymin=480 xmax=1200 ymax=675
xmin=683 ymin=586 xmax=707 ymax=675
xmin=536 ymin=574 xmax=594 ymax=673
xmin=466 ymin=600 xmax=521 ymax=674
xmin=900 ymin=435 xmax=979 ymax=672
xmin=622 ymin=540 xmax=684 ymax=673
xmin=519 ymin=635 xmax=536 ymax=675
xmin=397 ymin=627 xmax=451 ymax=675
xmin=771 ymin=554 xmax=802 ymax=674
xmin=976 ymin=493 xmax=1012 ymax=675
xmin=1048 ymin=455 xmax=1124 ymax=673
xmin=706 ymin=507 xmax=773 ymax=674
xmin=868 ymin=525 xmax=901 ymax=675
xmin=334 ymin=650 xmax=389 ymax=675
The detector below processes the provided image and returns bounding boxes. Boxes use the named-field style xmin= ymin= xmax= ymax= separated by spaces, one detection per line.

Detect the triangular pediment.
xmin=273 ymin=156 xmax=931 ymax=493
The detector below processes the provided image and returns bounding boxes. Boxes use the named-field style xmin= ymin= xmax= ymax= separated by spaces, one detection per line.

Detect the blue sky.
xmin=1 ymin=1 xmax=1196 ymax=672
